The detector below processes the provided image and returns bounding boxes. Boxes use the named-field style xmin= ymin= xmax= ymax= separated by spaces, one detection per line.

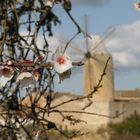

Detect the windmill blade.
xmin=65 ymin=42 xmax=85 ymax=62
xmin=84 ymin=15 xmax=90 ymax=51
xmin=66 ymin=43 xmax=85 ymax=54
xmin=91 ymin=42 xmax=110 ymax=55
xmin=91 ymin=27 xmax=115 ymax=52
xmin=69 ymin=52 xmax=84 ymax=62
xmin=58 ymin=34 xmax=85 ymax=54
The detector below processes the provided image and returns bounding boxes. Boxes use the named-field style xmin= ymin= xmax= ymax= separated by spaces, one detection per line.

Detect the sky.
xmin=45 ymin=0 xmax=140 ymax=95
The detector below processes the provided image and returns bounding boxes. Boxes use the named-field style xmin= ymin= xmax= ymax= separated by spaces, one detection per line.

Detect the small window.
xmin=59 ymin=125 xmax=62 ymax=130
xmin=134 ymin=110 xmax=137 ymax=115
xmin=116 ymin=110 xmax=119 ymax=117
xmin=64 ymin=125 xmax=68 ymax=132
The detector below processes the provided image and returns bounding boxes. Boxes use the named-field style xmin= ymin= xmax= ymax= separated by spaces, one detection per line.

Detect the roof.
xmin=115 ymin=89 xmax=140 ymax=101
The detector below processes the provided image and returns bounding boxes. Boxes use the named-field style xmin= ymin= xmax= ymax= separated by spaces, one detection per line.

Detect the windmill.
xmin=53 ymin=15 xmax=115 ymax=101
xmin=62 ymin=15 xmax=115 ymax=102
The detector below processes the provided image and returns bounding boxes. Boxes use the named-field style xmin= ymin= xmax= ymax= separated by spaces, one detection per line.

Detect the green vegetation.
xmin=92 ymin=114 xmax=140 ymax=140
xmin=108 ymin=113 xmax=140 ymax=140
xmin=109 ymin=114 xmax=140 ymax=136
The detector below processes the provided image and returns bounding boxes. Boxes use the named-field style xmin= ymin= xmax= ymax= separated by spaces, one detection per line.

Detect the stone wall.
xmin=109 ymin=100 xmax=140 ymax=124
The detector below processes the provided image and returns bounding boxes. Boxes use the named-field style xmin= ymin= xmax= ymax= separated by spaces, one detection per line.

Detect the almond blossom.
xmin=16 ymin=72 xmax=36 ymax=88
xmin=0 ymin=66 xmax=15 ymax=88
xmin=53 ymin=53 xmax=72 ymax=74
xmin=134 ymin=3 xmax=140 ymax=11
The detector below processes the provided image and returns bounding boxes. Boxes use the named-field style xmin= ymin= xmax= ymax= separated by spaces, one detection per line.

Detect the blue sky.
xmin=46 ymin=0 xmax=140 ymax=95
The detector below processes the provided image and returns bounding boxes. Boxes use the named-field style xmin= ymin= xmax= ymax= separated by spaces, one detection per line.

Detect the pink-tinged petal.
xmin=56 ymin=56 xmax=66 ymax=65
xmin=0 ymin=66 xmax=14 ymax=77
xmin=16 ymin=72 xmax=32 ymax=82
xmin=134 ymin=3 xmax=140 ymax=11
xmin=16 ymin=72 xmax=36 ymax=88
xmin=0 ymin=67 xmax=14 ymax=88
xmin=0 ymin=67 xmax=11 ymax=77
xmin=32 ymin=70 xmax=40 ymax=81
xmin=6 ymin=60 xmax=14 ymax=66
xmin=54 ymin=53 xmax=72 ymax=74
xmin=36 ymin=53 xmax=45 ymax=62
xmin=45 ymin=0 xmax=55 ymax=7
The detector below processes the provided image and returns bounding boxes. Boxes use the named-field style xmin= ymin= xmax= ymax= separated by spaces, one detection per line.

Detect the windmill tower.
xmin=83 ymin=17 xmax=114 ymax=101
xmin=81 ymin=49 xmax=115 ymax=130
xmin=84 ymin=49 xmax=114 ymax=101
xmin=84 ymin=33 xmax=114 ymax=101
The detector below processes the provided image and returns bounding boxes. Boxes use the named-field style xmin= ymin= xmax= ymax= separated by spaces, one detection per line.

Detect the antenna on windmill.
xmin=84 ymin=15 xmax=90 ymax=50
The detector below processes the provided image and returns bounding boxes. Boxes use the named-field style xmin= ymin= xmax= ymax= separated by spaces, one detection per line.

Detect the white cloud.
xmin=105 ymin=20 xmax=140 ymax=70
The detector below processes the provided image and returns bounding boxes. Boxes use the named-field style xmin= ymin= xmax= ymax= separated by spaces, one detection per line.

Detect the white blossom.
xmin=0 ymin=66 xmax=14 ymax=88
xmin=54 ymin=53 xmax=72 ymax=74
xmin=16 ymin=72 xmax=36 ymax=88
